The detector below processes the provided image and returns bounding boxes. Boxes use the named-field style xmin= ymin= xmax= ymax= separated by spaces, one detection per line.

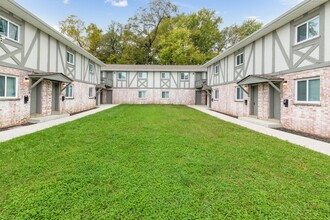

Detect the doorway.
xmin=195 ymin=91 xmax=201 ymax=105
xmin=107 ymin=90 xmax=112 ymax=104
xmin=52 ymin=82 xmax=60 ymax=113
xmin=30 ymin=80 xmax=42 ymax=114
xmin=250 ymin=86 xmax=258 ymax=116
xmin=269 ymin=83 xmax=281 ymax=119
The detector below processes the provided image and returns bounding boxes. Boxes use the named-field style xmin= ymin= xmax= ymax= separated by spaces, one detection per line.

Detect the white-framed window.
xmin=214 ymin=89 xmax=219 ymax=100
xmin=138 ymin=72 xmax=147 ymax=79
xmin=296 ymin=16 xmax=320 ymax=44
xmin=65 ymin=84 xmax=73 ymax=98
xmin=236 ymin=87 xmax=244 ymax=101
xmin=0 ymin=16 xmax=20 ymax=42
xmin=162 ymin=91 xmax=169 ymax=99
xmin=180 ymin=72 xmax=189 ymax=80
xmin=89 ymin=87 xmax=95 ymax=98
xmin=118 ymin=72 xmax=127 ymax=80
xmin=67 ymin=51 xmax=75 ymax=65
xmin=0 ymin=74 xmax=17 ymax=98
xmin=138 ymin=91 xmax=146 ymax=99
xmin=89 ymin=63 xmax=94 ymax=83
xmin=296 ymin=77 xmax=320 ymax=103
xmin=235 ymin=53 xmax=244 ymax=66
xmin=215 ymin=65 xmax=219 ymax=75
xmin=161 ymin=72 xmax=170 ymax=79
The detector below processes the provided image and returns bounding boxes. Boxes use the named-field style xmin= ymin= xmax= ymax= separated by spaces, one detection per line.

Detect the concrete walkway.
xmin=0 ymin=104 xmax=118 ymax=142
xmin=188 ymin=105 xmax=330 ymax=156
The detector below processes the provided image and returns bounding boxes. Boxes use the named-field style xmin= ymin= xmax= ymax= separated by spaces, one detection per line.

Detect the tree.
xmin=220 ymin=19 xmax=263 ymax=50
xmin=59 ymin=15 xmax=86 ymax=48
xmin=98 ymin=21 xmax=123 ymax=63
xmin=85 ymin=23 xmax=103 ymax=56
xmin=127 ymin=0 xmax=177 ymax=64
xmin=158 ymin=28 xmax=206 ymax=65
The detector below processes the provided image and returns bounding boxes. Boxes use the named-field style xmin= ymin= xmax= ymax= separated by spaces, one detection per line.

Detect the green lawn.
xmin=0 ymin=105 xmax=329 ymax=219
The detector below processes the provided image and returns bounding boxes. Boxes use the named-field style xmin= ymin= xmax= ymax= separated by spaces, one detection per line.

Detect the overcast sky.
xmin=15 ymin=0 xmax=304 ymax=31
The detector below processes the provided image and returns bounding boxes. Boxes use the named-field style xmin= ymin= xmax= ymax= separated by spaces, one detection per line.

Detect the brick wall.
xmin=61 ymin=81 xmax=96 ymax=114
xmin=113 ymin=89 xmax=196 ymax=105
xmin=0 ymin=66 xmax=30 ymax=128
xmin=281 ymin=66 xmax=330 ymax=138
xmin=211 ymin=84 xmax=249 ymax=117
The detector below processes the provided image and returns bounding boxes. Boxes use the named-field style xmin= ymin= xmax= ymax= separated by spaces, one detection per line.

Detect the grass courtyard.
xmin=0 ymin=105 xmax=329 ymax=219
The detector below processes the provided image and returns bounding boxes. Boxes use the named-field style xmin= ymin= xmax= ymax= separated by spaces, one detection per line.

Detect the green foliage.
xmin=0 ymin=105 xmax=329 ymax=219
xmin=59 ymin=1 xmax=263 ymax=64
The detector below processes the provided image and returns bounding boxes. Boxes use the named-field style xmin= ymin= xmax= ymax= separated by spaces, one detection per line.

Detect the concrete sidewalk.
xmin=188 ymin=105 xmax=330 ymax=156
xmin=0 ymin=104 xmax=118 ymax=142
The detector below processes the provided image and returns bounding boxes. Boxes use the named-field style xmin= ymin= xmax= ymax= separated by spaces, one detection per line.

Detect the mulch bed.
xmin=0 ymin=123 xmax=34 ymax=132
xmin=274 ymin=127 xmax=330 ymax=144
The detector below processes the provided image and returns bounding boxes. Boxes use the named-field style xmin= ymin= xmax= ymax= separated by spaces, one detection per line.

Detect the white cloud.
xmin=280 ymin=0 xmax=303 ymax=6
xmin=105 ymin=0 xmax=128 ymax=7
xmin=63 ymin=0 xmax=69 ymax=4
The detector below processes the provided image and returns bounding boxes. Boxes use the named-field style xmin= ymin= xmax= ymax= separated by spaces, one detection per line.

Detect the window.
xmin=296 ymin=16 xmax=319 ymax=44
xmin=296 ymin=78 xmax=320 ymax=103
xmin=180 ymin=72 xmax=189 ymax=80
xmin=0 ymin=74 xmax=17 ymax=98
xmin=214 ymin=89 xmax=219 ymax=100
xmin=162 ymin=91 xmax=169 ymax=99
xmin=65 ymin=84 xmax=73 ymax=98
xmin=89 ymin=63 xmax=94 ymax=83
xmin=138 ymin=91 xmax=146 ymax=99
xmin=118 ymin=72 xmax=127 ymax=80
xmin=161 ymin=72 xmax=170 ymax=79
xmin=215 ymin=65 xmax=219 ymax=75
xmin=89 ymin=87 xmax=95 ymax=98
xmin=67 ymin=51 xmax=75 ymax=65
xmin=236 ymin=87 xmax=244 ymax=101
xmin=0 ymin=16 xmax=19 ymax=42
xmin=235 ymin=53 xmax=244 ymax=66
xmin=138 ymin=72 xmax=147 ymax=79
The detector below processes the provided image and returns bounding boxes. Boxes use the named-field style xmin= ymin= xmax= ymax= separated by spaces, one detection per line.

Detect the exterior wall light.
xmin=283 ymin=81 xmax=288 ymax=89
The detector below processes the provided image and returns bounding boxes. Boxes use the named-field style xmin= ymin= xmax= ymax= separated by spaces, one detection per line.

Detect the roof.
xmin=29 ymin=72 xmax=73 ymax=83
xmin=2 ymin=0 xmax=105 ymax=67
xmin=203 ymin=0 xmax=328 ymax=67
xmin=237 ymin=75 xmax=283 ymax=85
xmin=102 ymin=64 xmax=207 ymax=72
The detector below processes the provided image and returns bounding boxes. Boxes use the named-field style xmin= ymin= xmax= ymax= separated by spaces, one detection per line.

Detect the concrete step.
xmin=29 ymin=114 xmax=70 ymax=124
xmin=238 ymin=117 xmax=282 ymax=128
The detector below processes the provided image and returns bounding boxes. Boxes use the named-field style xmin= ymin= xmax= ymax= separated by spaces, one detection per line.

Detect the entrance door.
xmin=107 ymin=90 xmax=113 ymax=104
xmin=30 ymin=80 xmax=42 ymax=114
xmin=208 ymin=92 xmax=212 ymax=108
xmin=195 ymin=91 xmax=201 ymax=105
xmin=52 ymin=82 xmax=60 ymax=113
xmin=270 ymin=83 xmax=281 ymax=119
xmin=250 ymin=86 xmax=258 ymax=116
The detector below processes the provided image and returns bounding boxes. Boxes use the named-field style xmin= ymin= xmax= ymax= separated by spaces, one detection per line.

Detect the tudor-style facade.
xmin=100 ymin=65 xmax=207 ymax=105
xmin=204 ymin=0 xmax=330 ymax=138
xmin=0 ymin=0 xmax=104 ymax=128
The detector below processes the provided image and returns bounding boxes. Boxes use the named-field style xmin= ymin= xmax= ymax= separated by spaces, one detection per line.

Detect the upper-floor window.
xmin=214 ymin=89 xmax=219 ymax=100
xmin=296 ymin=16 xmax=320 ymax=44
xmin=235 ymin=53 xmax=244 ymax=66
xmin=65 ymin=84 xmax=73 ymax=98
xmin=161 ymin=72 xmax=170 ymax=79
xmin=180 ymin=72 xmax=189 ymax=80
xmin=236 ymin=87 xmax=244 ymax=101
xmin=0 ymin=17 xmax=19 ymax=42
xmin=118 ymin=72 xmax=127 ymax=80
xmin=0 ymin=74 xmax=17 ymax=98
xmin=89 ymin=63 xmax=94 ymax=83
xmin=215 ymin=65 xmax=219 ymax=74
xmin=296 ymin=77 xmax=320 ymax=103
xmin=67 ymin=51 xmax=75 ymax=65
xmin=138 ymin=72 xmax=147 ymax=79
